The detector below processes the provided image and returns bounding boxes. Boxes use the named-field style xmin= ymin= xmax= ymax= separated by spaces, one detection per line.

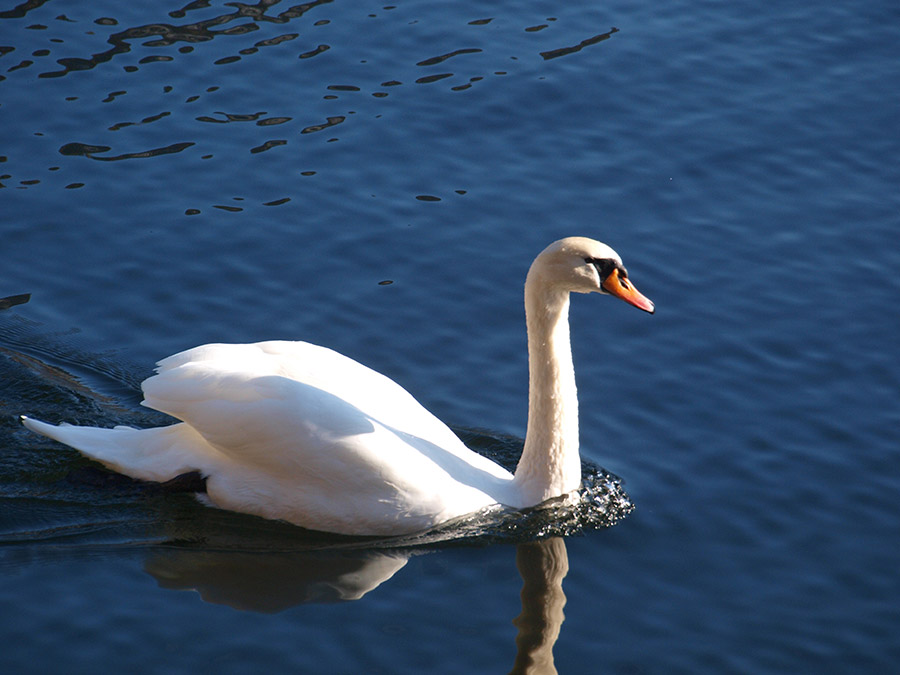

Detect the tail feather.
xmin=21 ymin=416 xmax=219 ymax=483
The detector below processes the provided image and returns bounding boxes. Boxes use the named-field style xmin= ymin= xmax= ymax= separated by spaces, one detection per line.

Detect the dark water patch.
xmin=139 ymin=54 xmax=175 ymax=64
xmin=298 ymin=43 xmax=329 ymax=59
xmin=58 ymin=140 xmax=194 ymax=161
xmin=1 ymin=0 xmax=50 ymax=20
xmin=58 ymin=142 xmax=111 ymax=156
xmin=262 ymin=197 xmax=290 ymax=206
xmin=300 ymin=115 xmax=345 ymax=134
xmin=415 ymin=72 xmax=453 ymax=84
xmin=6 ymin=59 xmax=33 ymax=72
xmin=196 ymin=110 xmax=267 ymax=123
xmin=255 ymin=32 xmax=298 ymax=48
xmin=209 ymin=23 xmax=260 ymax=38
xmin=0 ymin=294 xmax=31 ymax=311
xmin=540 ymin=26 xmax=618 ymax=60
xmin=257 ymin=116 xmax=291 ymax=126
xmin=168 ymin=0 xmax=213 ymax=21
xmin=108 ymin=110 xmax=171 ymax=131
xmin=250 ymin=139 xmax=287 ymax=154
xmin=101 ymin=90 xmax=127 ymax=102
xmin=142 ymin=111 xmax=171 ymax=124
xmin=416 ymin=48 xmax=482 ymax=67
xmin=213 ymin=54 xmax=242 ymax=65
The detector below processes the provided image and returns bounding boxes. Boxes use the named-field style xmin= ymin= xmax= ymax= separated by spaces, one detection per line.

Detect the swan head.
xmin=529 ymin=237 xmax=655 ymax=313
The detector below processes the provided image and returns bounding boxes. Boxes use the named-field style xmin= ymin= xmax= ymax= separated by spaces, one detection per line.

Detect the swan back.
xmin=141 ymin=341 xmax=515 ymax=533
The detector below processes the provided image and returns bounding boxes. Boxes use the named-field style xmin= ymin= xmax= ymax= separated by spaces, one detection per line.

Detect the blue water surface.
xmin=2 ymin=1 xmax=899 ymax=673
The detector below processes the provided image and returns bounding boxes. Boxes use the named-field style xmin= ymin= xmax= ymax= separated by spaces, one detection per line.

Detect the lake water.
xmin=2 ymin=1 xmax=899 ymax=672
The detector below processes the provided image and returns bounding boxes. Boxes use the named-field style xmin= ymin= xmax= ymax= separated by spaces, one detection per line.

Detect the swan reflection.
xmin=146 ymin=548 xmax=410 ymax=611
xmin=144 ymin=537 xmax=568 ymax=673
xmin=510 ymin=537 xmax=569 ymax=675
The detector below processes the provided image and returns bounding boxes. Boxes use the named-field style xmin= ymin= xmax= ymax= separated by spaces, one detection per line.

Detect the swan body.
xmin=22 ymin=237 xmax=654 ymax=536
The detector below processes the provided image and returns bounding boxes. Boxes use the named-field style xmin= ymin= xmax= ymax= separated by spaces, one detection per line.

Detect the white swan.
xmin=22 ymin=237 xmax=654 ymax=536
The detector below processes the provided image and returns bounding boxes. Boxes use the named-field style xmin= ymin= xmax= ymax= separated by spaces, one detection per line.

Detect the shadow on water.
xmin=1 ymin=308 xmax=628 ymax=672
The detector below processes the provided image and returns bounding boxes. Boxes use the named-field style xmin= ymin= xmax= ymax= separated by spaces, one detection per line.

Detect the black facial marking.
xmin=584 ymin=257 xmax=625 ymax=283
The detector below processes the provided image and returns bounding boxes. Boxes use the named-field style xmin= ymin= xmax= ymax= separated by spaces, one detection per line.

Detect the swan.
xmin=22 ymin=237 xmax=654 ymax=536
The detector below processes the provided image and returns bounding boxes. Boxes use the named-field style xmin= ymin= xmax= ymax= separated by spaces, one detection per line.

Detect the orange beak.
xmin=601 ymin=268 xmax=655 ymax=314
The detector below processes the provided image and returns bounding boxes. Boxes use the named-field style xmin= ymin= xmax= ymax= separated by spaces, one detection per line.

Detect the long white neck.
xmin=511 ymin=271 xmax=582 ymax=506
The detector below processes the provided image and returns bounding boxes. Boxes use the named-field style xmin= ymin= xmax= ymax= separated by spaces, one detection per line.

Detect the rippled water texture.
xmin=2 ymin=1 xmax=900 ymax=673
xmin=1 ymin=2 xmax=620 ymax=208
